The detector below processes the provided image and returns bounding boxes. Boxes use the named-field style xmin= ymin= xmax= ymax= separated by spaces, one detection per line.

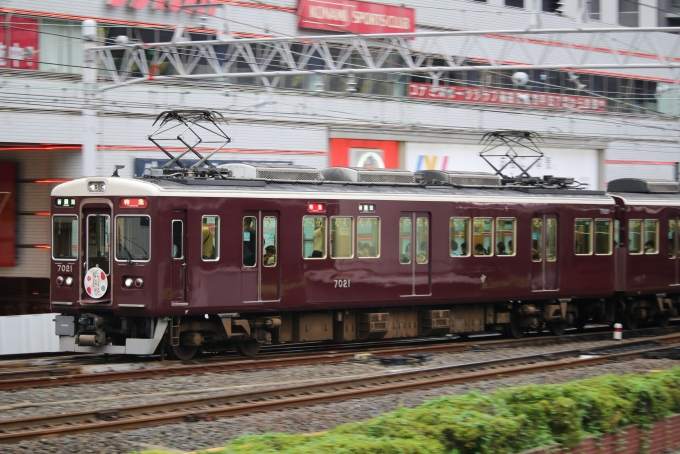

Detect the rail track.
xmin=0 ymin=324 xmax=678 ymax=390
xmin=0 ymin=332 xmax=678 ymax=445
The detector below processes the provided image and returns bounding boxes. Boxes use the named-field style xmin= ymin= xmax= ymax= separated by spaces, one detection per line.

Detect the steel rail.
xmin=0 ymin=340 xmax=678 ymax=444
xmin=0 ymin=325 xmax=678 ymax=390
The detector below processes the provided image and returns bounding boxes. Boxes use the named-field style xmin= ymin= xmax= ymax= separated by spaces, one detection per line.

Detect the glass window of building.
xmin=619 ymin=0 xmax=639 ymax=27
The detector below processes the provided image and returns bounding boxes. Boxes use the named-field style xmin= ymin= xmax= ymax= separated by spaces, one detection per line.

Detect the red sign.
xmin=297 ymin=0 xmax=415 ymax=34
xmin=0 ymin=15 xmax=39 ymax=70
xmin=0 ymin=163 xmax=16 ymax=267
xmin=108 ymin=0 xmax=217 ymax=15
xmin=409 ymin=83 xmax=607 ymax=112
xmin=120 ymin=198 xmax=148 ymax=208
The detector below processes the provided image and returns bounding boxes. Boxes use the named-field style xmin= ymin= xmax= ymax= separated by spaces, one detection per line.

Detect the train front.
xmin=50 ymin=176 xmax=166 ymax=354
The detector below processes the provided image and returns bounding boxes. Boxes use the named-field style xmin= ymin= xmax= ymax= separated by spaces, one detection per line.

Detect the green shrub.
xmin=138 ymin=367 xmax=680 ymax=454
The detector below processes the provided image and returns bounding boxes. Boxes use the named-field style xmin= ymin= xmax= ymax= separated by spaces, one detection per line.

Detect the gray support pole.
xmin=82 ymin=20 xmax=98 ymax=177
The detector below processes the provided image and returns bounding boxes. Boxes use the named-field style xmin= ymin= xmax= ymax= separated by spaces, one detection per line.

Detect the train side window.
xmin=202 ymin=216 xmax=219 ymax=261
xmin=115 ymin=215 xmax=150 ymax=263
xmin=416 ymin=217 xmax=428 ymax=264
xmin=52 ymin=215 xmax=78 ymax=260
xmin=532 ymin=218 xmax=542 ymax=262
xmin=473 ymin=218 xmax=493 ymax=256
xmin=331 ymin=217 xmax=354 ymax=259
xmin=495 ymin=218 xmax=516 ymax=256
xmin=172 ymin=220 xmax=183 ymax=259
xmin=546 ymin=218 xmax=557 ymax=262
xmin=399 ymin=217 xmax=411 ymax=264
xmin=358 ymin=217 xmax=380 ymax=258
xmin=595 ymin=219 xmax=612 ymax=255
xmin=450 ymin=217 xmax=470 ymax=257
xmin=263 ymin=216 xmax=277 ymax=266
xmin=574 ymin=219 xmax=592 ymax=255
xmin=303 ymin=216 xmax=326 ymax=259
xmin=669 ymin=220 xmax=677 ymax=258
xmin=628 ymin=220 xmax=643 ymax=254
xmin=644 ymin=220 xmax=658 ymax=254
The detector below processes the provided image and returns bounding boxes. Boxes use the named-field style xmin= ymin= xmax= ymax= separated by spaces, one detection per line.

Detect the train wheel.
xmin=236 ymin=339 xmax=262 ymax=357
xmin=506 ymin=312 xmax=525 ymax=339
xmin=169 ymin=344 xmax=199 ymax=361
xmin=622 ymin=310 xmax=639 ymax=330
xmin=548 ymin=322 xmax=567 ymax=336
xmin=657 ymin=314 xmax=670 ymax=328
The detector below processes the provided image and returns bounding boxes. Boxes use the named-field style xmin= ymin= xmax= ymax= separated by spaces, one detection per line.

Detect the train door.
xmin=399 ymin=212 xmax=431 ymax=297
xmin=531 ymin=214 xmax=559 ymax=291
xmin=670 ymin=215 xmax=680 ymax=286
xmin=82 ymin=204 xmax=112 ymax=302
xmin=242 ymin=211 xmax=280 ymax=303
xmin=171 ymin=210 xmax=187 ymax=304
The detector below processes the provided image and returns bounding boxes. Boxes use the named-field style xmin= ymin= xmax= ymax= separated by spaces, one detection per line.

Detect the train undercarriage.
xmin=57 ymin=294 xmax=680 ymax=360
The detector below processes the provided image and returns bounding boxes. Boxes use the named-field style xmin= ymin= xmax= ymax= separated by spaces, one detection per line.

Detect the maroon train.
xmin=50 ymin=165 xmax=680 ymax=359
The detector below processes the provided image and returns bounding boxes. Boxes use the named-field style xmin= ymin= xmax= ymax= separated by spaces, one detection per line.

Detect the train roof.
xmin=54 ymin=175 xmax=613 ymax=206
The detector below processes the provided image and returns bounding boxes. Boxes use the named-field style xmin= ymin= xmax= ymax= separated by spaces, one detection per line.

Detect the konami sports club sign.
xmin=297 ymin=0 xmax=415 ymax=34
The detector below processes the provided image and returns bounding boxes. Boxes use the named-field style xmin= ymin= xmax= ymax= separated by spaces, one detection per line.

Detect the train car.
xmin=49 ymin=163 xmax=679 ymax=360
xmin=607 ymin=178 xmax=680 ymax=329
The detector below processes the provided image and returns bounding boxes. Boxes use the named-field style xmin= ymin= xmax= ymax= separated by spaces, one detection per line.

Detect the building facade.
xmin=1 ymin=0 xmax=679 ymax=316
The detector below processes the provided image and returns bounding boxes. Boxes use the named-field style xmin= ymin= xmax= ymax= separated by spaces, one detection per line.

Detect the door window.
xmin=416 ymin=217 xmax=428 ymax=264
xmin=670 ymin=219 xmax=677 ymax=258
xmin=243 ymin=216 xmax=257 ymax=266
xmin=201 ymin=216 xmax=219 ymax=261
xmin=399 ymin=217 xmax=412 ymax=264
xmin=88 ymin=215 xmax=110 ymax=273
xmin=532 ymin=218 xmax=542 ymax=262
xmin=172 ymin=220 xmax=183 ymax=259
xmin=263 ymin=216 xmax=277 ymax=266
xmin=546 ymin=218 xmax=557 ymax=262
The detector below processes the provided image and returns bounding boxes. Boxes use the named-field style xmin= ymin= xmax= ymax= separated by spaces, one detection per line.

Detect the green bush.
xmin=139 ymin=367 xmax=680 ymax=454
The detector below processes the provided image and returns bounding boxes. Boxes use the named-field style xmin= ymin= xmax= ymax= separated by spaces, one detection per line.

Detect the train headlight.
xmin=124 ymin=278 xmax=133 ymax=288
xmin=134 ymin=278 xmax=144 ymax=288
xmin=56 ymin=276 xmax=64 ymax=286
xmin=65 ymin=276 xmax=73 ymax=286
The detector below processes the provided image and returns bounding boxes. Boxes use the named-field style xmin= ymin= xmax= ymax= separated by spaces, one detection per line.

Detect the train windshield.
xmin=52 ymin=215 xmax=78 ymax=260
xmin=116 ymin=216 xmax=151 ymax=261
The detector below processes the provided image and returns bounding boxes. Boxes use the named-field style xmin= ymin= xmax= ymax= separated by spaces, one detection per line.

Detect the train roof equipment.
xmin=607 ymin=178 xmax=680 ymax=194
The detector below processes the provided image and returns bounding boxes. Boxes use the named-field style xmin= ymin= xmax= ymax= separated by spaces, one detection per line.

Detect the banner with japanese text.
xmin=0 ymin=15 xmax=39 ymax=70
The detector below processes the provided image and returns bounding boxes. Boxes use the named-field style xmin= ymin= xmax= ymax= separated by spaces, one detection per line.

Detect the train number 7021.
xmin=334 ymin=279 xmax=350 ymax=288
